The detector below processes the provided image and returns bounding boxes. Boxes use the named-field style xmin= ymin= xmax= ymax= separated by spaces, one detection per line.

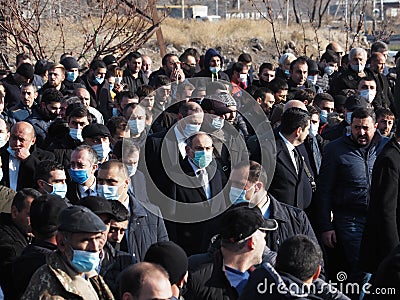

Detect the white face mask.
xmin=183 ymin=123 xmax=201 ymax=137
xmin=359 ymin=89 xmax=376 ymax=103
xmin=0 ymin=133 xmax=7 ymax=148
xmin=239 ymin=73 xmax=247 ymax=83
xmin=310 ymin=123 xmax=319 ymax=136
xmin=307 ymin=75 xmax=318 ymax=85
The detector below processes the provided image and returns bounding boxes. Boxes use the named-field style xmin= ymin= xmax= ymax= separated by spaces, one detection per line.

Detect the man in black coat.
xmin=360 ymin=132 xmax=400 ymax=274
xmin=230 ymin=160 xmax=318 ymax=252
xmin=12 ymin=194 xmax=68 ymax=299
xmin=268 ymin=107 xmax=313 ymax=210
xmin=80 ymin=59 xmax=113 ymax=121
xmin=167 ymin=132 xmax=227 ymax=255
xmin=0 ymin=121 xmax=55 ymax=191
xmin=0 ymin=188 xmax=41 ymax=298
xmin=122 ymin=51 xmax=149 ymax=94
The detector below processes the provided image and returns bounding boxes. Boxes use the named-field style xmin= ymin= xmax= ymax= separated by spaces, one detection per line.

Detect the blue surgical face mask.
xmin=128 ymin=119 xmax=146 ymax=135
xmin=307 ymin=75 xmax=318 ymax=85
xmin=324 ymin=66 xmax=335 ymax=76
xmin=97 ymin=184 xmax=119 ymax=200
xmin=126 ymin=165 xmax=137 ymax=177
xmin=183 ymin=123 xmax=201 ymax=137
xmin=109 ymin=84 xmax=114 ymax=91
xmin=115 ymin=77 xmax=123 ymax=84
xmin=346 ymin=112 xmax=352 ymax=124
xmin=69 ymin=128 xmax=83 ymax=142
xmin=209 ymin=66 xmax=221 ymax=74
xmin=284 ymin=69 xmax=290 ymax=76
xmin=211 ymin=117 xmax=224 ymax=130
xmin=229 ymin=187 xmax=247 ymax=204
xmin=192 ymin=150 xmax=212 ymax=169
xmin=71 ymin=249 xmax=100 ymax=273
xmin=359 ymin=89 xmax=376 ymax=103
xmin=66 ymin=71 xmax=78 ymax=82
xmin=43 ymin=181 xmax=67 ymax=198
xmin=351 ymin=64 xmax=364 ymax=73
xmin=320 ymin=110 xmax=328 ymax=124
xmin=7 ymin=146 xmax=16 ymax=158
xmin=70 ymin=168 xmax=89 ymax=184
xmin=93 ymin=76 xmax=104 ymax=85
xmin=112 ymin=107 xmax=119 ymax=117
xmin=92 ymin=143 xmax=111 ymax=161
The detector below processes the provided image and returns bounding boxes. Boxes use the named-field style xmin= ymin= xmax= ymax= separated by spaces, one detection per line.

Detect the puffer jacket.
xmin=315 ymin=131 xmax=388 ymax=232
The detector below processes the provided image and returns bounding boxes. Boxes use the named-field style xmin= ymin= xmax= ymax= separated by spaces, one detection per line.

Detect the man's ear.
xmin=254 ymin=181 xmax=263 ymax=193
xmin=37 ymin=179 xmax=44 ymax=190
xmin=246 ymin=236 xmax=256 ymax=250
xmin=256 ymin=97 xmax=262 ymax=105
xmin=122 ymin=292 xmax=134 ymax=300
xmin=10 ymin=205 xmax=18 ymax=219
xmin=312 ymin=265 xmax=322 ymax=281
xmin=295 ymin=127 xmax=302 ymax=137
xmin=92 ymin=163 xmax=98 ymax=173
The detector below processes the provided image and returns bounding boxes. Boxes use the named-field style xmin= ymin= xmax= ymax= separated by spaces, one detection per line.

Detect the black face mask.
xmin=183 ymin=66 xmax=197 ymax=78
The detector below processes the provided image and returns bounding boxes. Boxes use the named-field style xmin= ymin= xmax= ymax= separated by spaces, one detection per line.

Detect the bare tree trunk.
xmin=292 ymin=0 xmax=300 ymax=23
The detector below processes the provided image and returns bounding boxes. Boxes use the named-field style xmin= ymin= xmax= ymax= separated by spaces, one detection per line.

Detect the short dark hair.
xmin=351 ymin=107 xmax=376 ymax=123
xmin=375 ymin=108 xmax=394 ymax=120
xmin=357 ymin=76 xmax=376 ymax=86
xmin=161 ymin=53 xmax=178 ymax=67
xmin=233 ymin=160 xmax=268 ymax=188
xmin=41 ymin=88 xmax=63 ymax=104
xmin=12 ymin=188 xmax=41 ymax=212
xmin=259 ymin=62 xmax=274 ymax=75
xmin=126 ymin=51 xmax=142 ymax=61
xmin=137 ymin=85 xmax=155 ymax=99
xmin=106 ymin=116 xmax=127 ymax=137
xmin=90 ymin=60 xmax=106 ymax=71
xmin=371 ymin=41 xmax=388 ymax=53
xmin=280 ymin=107 xmax=310 ymax=135
xmin=268 ymin=78 xmax=288 ymax=93
xmin=16 ymin=53 xmax=31 ymax=65
xmin=153 ymin=75 xmax=171 ymax=88
xmin=35 ymin=160 xmax=64 ymax=184
xmin=320 ymin=50 xmax=340 ymax=64
xmin=253 ymin=87 xmax=273 ymax=101
xmin=293 ymin=89 xmax=315 ymax=103
xmin=290 ymin=57 xmax=308 ymax=71
xmin=119 ymin=262 xmax=169 ymax=299
xmin=67 ymin=105 xmax=92 ymax=122
xmin=110 ymin=200 xmax=130 ymax=222
xmin=314 ymin=93 xmax=334 ymax=107
xmin=276 ymin=235 xmax=323 ymax=281
xmin=233 ymin=62 xmax=246 ymax=73
xmin=178 ymin=101 xmax=203 ymax=117
xmin=238 ymin=53 xmax=252 ymax=63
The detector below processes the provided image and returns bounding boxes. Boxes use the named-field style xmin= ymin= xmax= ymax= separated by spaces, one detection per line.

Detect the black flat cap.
xmin=58 ymin=205 xmax=107 ymax=233
xmin=30 ymin=194 xmax=69 ymax=236
xmin=78 ymin=196 xmax=117 ymax=220
xmin=82 ymin=123 xmax=111 ymax=139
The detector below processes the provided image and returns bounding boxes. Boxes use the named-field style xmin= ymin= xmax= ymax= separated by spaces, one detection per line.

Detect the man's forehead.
xmin=50 ymin=169 xmax=66 ymax=178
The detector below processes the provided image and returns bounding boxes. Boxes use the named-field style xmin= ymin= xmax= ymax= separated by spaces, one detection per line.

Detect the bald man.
xmin=1 ymin=121 xmax=54 ymax=190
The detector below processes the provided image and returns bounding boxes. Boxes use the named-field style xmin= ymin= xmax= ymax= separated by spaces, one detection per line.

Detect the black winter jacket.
xmin=315 ymin=132 xmax=387 ymax=232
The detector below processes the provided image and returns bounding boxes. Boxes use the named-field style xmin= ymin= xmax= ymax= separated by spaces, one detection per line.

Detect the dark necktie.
xmin=293 ymin=148 xmax=302 ymax=175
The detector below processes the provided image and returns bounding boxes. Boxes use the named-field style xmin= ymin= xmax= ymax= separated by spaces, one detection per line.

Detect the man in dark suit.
xmin=168 ymin=132 xmax=227 ymax=255
xmin=1 ymin=121 xmax=55 ymax=191
xmin=268 ymin=107 xmax=313 ymax=210
xmin=360 ymin=129 xmax=400 ymax=274
xmin=145 ymin=101 xmax=204 ymax=196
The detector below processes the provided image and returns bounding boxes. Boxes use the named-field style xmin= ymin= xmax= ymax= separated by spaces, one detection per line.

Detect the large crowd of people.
xmin=0 ymin=40 xmax=398 ymax=299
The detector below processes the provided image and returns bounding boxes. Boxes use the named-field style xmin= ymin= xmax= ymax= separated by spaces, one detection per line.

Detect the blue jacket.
xmin=315 ymin=132 xmax=387 ymax=232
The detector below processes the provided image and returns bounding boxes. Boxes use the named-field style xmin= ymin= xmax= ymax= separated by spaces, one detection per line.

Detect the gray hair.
xmin=349 ymin=48 xmax=367 ymax=61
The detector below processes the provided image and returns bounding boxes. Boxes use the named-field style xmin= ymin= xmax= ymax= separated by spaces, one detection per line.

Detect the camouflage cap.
xmin=58 ymin=205 xmax=107 ymax=233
